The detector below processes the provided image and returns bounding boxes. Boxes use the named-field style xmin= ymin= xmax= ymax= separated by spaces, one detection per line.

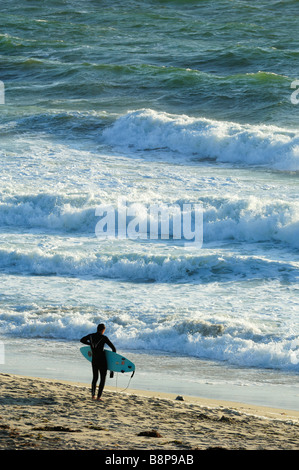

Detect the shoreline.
xmin=1 ymin=373 xmax=298 ymax=450
xmin=2 ymin=337 xmax=299 ymax=413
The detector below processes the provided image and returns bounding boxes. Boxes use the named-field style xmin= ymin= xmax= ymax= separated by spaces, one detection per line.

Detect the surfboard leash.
xmin=113 ymin=371 xmax=135 ymax=393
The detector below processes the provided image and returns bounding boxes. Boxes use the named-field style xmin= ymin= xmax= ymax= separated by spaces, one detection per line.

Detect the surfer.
xmin=80 ymin=323 xmax=116 ymax=401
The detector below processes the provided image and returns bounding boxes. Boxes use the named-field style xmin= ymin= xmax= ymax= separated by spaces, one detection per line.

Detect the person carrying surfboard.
xmin=80 ymin=323 xmax=116 ymax=401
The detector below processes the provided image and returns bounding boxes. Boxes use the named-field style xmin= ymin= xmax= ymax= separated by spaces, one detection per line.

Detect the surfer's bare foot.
xmin=96 ymin=397 xmax=103 ymax=401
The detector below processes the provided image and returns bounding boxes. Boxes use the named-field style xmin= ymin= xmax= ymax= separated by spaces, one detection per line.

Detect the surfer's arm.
xmin=105 ymin=337 xmax=116 ymax=353
xmin=80 ymin=334 xmax=91 ymax=345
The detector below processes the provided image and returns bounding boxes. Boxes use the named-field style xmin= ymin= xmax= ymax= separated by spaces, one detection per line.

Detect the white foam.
xmin=0 ymin=193 xmax=96 ymax=233
xmin=1 ymin=306 xmax=298 ymax=372
xmin=203 ymin=194 xmax=299 ymax=249
xmin=0 ymin=192 xmax=298 ymax=248
xmin=103 ymin=109 xmax=299 ymax=171
xmin=0 ymin=246 xmax=297 ymax=282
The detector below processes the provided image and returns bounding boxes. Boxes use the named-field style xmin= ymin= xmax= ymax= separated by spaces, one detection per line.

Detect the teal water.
xmin=0 ymin=0 xmax=299 ymax=408
xmin=1 ymin=0 xmax=298 ymax=126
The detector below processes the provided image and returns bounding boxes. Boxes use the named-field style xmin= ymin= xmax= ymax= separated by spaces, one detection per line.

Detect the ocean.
xmin=0 ymin=0 xmax=298 ymax=410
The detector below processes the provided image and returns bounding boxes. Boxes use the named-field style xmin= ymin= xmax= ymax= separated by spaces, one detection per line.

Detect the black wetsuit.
xmin=80 ymin=332 xmax=116 ymax=398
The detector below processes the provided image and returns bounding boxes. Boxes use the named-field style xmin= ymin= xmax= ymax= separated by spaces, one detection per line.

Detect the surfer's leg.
xmin=97 ymin=366 xmax=107 ymax=399
xmin=91 ymin=362 xmax=99 ymax=397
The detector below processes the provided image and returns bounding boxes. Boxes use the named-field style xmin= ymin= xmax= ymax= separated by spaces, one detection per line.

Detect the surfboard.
xmin=80 ymin=346 xmax=135 ymax=374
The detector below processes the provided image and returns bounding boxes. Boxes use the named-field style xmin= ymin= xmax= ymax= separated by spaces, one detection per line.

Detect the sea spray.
xmin=102 ymin=109 xmax=299 ymax=171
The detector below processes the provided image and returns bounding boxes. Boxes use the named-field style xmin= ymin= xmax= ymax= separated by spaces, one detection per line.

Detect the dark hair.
xmin=97 ymin=323 xmax=106 ymax=332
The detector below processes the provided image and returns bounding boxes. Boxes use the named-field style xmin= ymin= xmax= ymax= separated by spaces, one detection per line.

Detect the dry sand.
xmin=0 ymin=373 xmax=298 ymax=450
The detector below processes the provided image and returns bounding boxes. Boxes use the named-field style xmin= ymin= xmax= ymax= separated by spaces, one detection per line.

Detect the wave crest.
xmin=102 ymin=109 xmax=299 ymax=171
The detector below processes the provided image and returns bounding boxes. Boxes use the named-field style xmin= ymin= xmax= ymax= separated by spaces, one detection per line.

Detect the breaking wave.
xmin=102 ymin=109 xmax=299 ymax=171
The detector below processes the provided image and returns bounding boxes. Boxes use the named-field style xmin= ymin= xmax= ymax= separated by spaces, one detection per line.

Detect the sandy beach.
xmin=0 ymin=373 xmax=298 ymax=451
